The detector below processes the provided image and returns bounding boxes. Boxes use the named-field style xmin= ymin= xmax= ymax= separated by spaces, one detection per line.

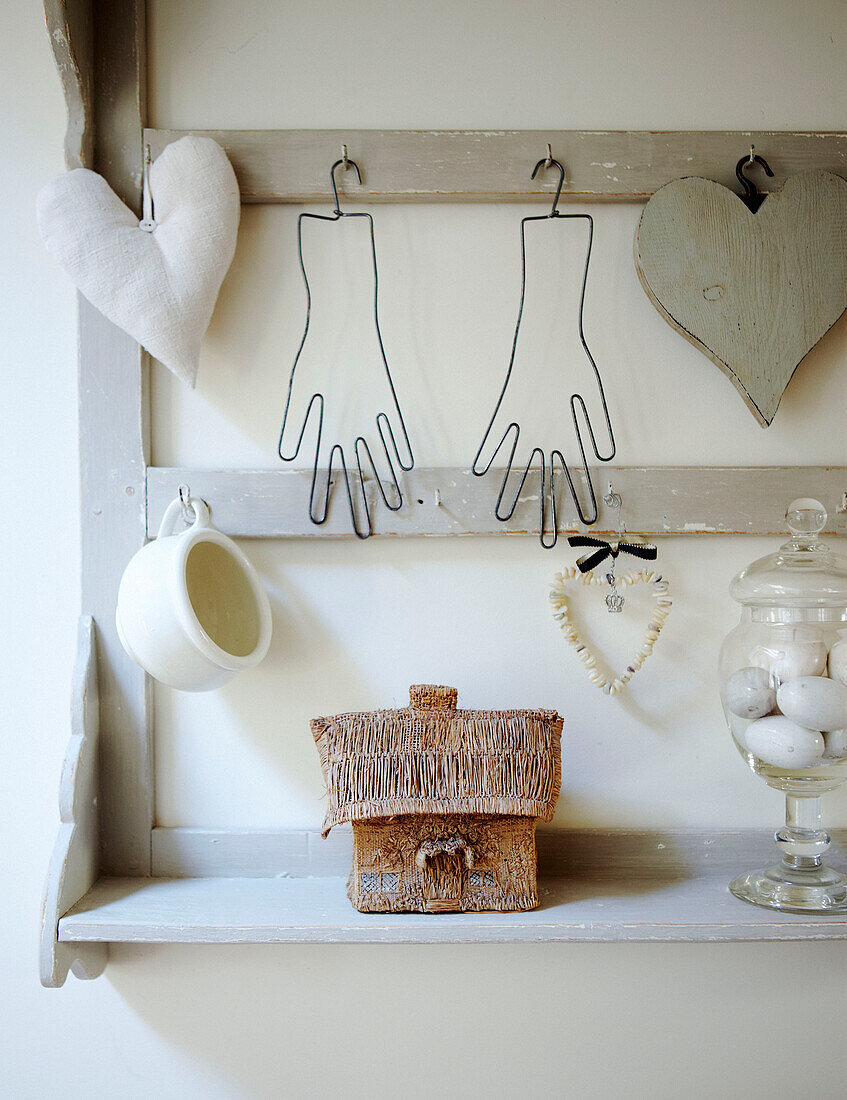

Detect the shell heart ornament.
xmin=37 ymin=135 xmax=240 ymax=387
xmin=549 ymin=567 xmax=672 ymax=695
xmin=635 ymin=169 xmax=847 ymax=427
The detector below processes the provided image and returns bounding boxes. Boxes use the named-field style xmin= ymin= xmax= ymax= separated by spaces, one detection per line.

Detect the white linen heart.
xmin=36 ymin=135 xmax=240 ymax=387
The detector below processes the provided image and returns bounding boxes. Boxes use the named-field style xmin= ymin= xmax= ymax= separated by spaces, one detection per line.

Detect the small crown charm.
xmin=606 ymin=591 xmax=625 ymax=613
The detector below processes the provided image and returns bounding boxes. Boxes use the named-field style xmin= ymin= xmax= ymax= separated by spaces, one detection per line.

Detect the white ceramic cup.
xmin=116 ymin=497 xmax=272 ymax=691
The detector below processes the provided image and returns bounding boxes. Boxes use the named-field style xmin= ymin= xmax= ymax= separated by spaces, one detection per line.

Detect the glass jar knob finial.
xmin=785 ymin=497 xmax=826 ymax=539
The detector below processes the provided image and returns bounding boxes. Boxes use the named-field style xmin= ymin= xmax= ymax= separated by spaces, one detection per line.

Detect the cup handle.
xmin=156 ymin=496 xmax=212 ymax=540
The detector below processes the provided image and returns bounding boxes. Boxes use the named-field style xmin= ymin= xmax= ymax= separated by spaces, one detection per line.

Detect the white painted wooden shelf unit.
xmin=41 ymin=0 xmax=847 ymax=986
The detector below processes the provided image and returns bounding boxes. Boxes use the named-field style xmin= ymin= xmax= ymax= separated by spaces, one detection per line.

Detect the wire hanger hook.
xmin=531 ymin=153 xmax=566 ymax=217
xmin=330 ymin=154 xmax=363 ymax=215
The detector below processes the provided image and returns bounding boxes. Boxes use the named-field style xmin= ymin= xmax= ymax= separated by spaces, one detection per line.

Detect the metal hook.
xmin=330 ymin=155 xmax=363 ymax=216
xmin=603 ymin=483 xmax=622 ymax=511
xmin=735 ymin=149 xmax=774 ymax=213
xmin=178 ymin=483 xmax=195 ymax=523
xmin=603 ymin=483 xmax=625 ymax=544
xmin=531 ymin=155 xmax=565 ymax=217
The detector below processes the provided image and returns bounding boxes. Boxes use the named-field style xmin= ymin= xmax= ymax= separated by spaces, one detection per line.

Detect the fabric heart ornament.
xmin=635 ymin=169 xmax=847 ymax=426
xmin=549 ymin=567 xmax=672 ymax=695
xmin=37 ymin=135 xmax=240 ymax=387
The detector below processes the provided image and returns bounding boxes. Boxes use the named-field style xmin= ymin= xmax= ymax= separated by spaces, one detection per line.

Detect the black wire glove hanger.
xmin=278 ymin=150 xmax=414 ymax=539
xmin=473 ymin=151 xmax=616 ymax=548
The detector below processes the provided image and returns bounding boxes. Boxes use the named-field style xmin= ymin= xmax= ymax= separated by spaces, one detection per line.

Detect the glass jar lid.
xmin=730 ymin=498 xmax=847 ymax=608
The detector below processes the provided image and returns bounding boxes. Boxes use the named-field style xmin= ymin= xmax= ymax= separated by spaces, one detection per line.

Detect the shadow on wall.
xmin=153 ymin=544 xmax=376 ymax=824
xmin=153 ymin=533 xmax=745 ymax=830
xmin=154 ymin=199 xmax=847 ymax=471
xmin=104 ymin=939 xmax=847 ymax=1099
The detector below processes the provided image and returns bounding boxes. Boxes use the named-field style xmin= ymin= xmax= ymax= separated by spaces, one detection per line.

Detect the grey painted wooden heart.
xmin=635 ymin=169 xmax=847 ymax=426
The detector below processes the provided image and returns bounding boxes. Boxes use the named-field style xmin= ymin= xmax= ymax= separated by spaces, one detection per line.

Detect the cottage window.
xmin=360 ymin=872 xmax=399 ymax=894
xmin=469 ymin=870 xmax=496 ymax=889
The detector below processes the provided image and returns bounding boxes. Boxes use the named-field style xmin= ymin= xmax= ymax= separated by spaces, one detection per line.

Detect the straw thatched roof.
xmin=312 ymin=685 xmax=562 ymax=836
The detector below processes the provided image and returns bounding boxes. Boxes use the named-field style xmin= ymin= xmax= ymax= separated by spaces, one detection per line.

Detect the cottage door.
xmin=415 ymin=836 xmax=473 ymax=912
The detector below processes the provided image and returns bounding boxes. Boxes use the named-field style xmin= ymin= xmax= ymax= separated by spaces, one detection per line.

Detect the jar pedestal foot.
xmin=729 ymin=862 xmax=847 ymax=913
xmin=730 ymin=793 xmax=847 ymax=913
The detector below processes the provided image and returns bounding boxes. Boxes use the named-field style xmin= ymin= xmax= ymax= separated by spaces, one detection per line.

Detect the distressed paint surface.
xmin=147 ymin=465 xmax=847 ymax=538
xmin=636 ymin=170 xmax=847 ymax=426
xmin=59 ymin=863 xmax=847 ymax=944
xmin=150 ymin=825 xmax=847 ymax=880
xmin=145 ymin=128 xmax=847 ymax=203
xmin=40 ymin=618 xmax=108 ymax=987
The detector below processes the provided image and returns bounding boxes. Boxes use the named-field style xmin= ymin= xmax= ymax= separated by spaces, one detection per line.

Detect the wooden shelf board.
xmin=144 ymin=128 xmax=847 ymax=204
xmin=58 ymin=873 xmax=847 ymax=945
xmin=147 ymin=466 xmax=847 ymax=539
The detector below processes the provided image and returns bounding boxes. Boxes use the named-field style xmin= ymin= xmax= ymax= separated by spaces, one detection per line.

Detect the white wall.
xmin=151 ymin=0 xmax=847 ymax=831
xmin=5 ymin=1 xmax=847 ymax=1097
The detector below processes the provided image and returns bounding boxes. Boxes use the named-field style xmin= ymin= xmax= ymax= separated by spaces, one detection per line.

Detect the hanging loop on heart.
xmin=735 ymin=148 xmax=774 ymax=213
xmin=139 ymin=144 xmax=156 ymax=232
xmin=568 ymin=535 xmax=658 ymax=574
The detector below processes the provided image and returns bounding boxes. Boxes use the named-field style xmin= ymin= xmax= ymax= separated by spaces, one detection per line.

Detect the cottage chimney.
xmin=409 ymin=684 xmax=458 ymax=710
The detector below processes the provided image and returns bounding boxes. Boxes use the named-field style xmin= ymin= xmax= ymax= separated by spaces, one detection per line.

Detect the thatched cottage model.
xmin=311 ymin=685 xmax=562 ymax=913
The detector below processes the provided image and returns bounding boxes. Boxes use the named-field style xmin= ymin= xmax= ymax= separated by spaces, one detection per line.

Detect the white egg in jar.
xmin=725 ymin=666 xmax=777 ymax=720
xmin=750 ymin=627 xmax=827 ymax=683
xmin=827 ymin=631 xmax=847 ymax=686
xmin=777 ymin=676 xmax=847 ymax=733
xmin=823 ymin=728 xmax=847 ymax=760
xmin=744 ymin=715 xmax=825 ymax=770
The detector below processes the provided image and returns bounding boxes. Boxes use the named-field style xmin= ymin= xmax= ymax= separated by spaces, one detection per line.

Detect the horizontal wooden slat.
xmin=146 ymin=466 xmax=847 ymax=538
xmin=59 ymin=869 xmax=847 ymax=944
xmin=151 ymin=826 xmax=847 ymax=881
xmin=64 ymin=829 xmax=847 ymax=943
xmin=144 ymin=129 xmax=847 ymax=204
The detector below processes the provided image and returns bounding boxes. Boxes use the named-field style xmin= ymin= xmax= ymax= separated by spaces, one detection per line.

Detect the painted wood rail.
xmin=40 ymin=617 xmax=108 ymax=987
xmin=51 ymin=827 xmax=847 ymax=946
xmin=144 ymin=129 xmax=847 ymax=204
xmin=150 ymin=825 xmax=847 ymax=881
xmin=48 ymin=0 xmax=154 ymax=878
xmin=147 ymin=466 xmax=847 ymax=539
xmin=58 ymin=872 xmax=847 ymax=945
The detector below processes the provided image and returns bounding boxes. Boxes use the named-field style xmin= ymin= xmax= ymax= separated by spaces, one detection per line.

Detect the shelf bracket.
xmin=40 ymin=616 xmax=108 ymax=987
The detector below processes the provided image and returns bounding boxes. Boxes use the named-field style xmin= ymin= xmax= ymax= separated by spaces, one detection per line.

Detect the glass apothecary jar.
xmin=719 ymin=498 xmax=847 ymax=912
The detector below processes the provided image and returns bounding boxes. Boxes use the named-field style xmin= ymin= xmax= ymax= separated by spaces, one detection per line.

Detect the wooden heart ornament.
xmin=37 ymin=136 xmax=240 ymax=387
xmin=635 ymin=169 xmax=847 ymax=426
xmin=549 ymin=567 xmax=672 ymax=695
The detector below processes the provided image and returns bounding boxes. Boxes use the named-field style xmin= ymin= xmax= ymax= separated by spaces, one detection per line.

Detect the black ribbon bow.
xmin=567 ymin=535 xmax=658 ymax=574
